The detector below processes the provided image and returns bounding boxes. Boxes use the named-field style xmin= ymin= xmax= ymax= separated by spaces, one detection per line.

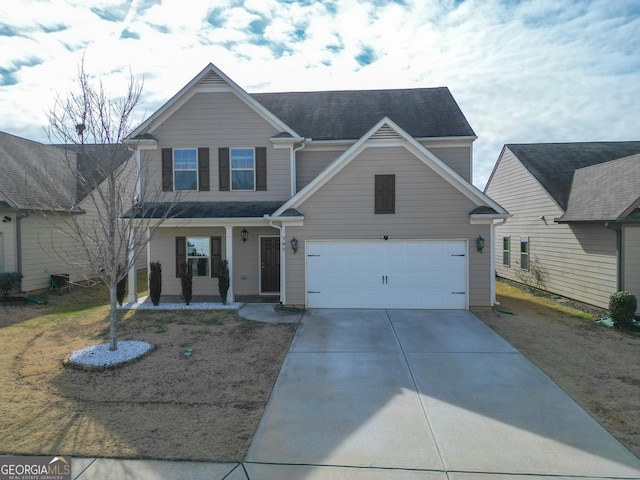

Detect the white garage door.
xmin=306 ymin=240 xmax=467 ymax=309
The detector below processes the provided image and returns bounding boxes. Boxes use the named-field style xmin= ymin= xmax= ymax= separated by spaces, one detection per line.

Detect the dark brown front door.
xmin=261 ymin=237 xmax=280 ymax=293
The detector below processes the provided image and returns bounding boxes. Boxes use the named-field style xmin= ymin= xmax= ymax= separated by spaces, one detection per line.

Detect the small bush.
xmin=218 ymin=260 xmax=229 ymax=305
xmin=179 ymin=262 xmax=193 ymax=305
xmin=149 ymin=261 xmax=162 ymax=306
xmin=0 ymin=272 xmax=22 ymax=300
xmin=609 ymin=291 xmax=637 ymax=329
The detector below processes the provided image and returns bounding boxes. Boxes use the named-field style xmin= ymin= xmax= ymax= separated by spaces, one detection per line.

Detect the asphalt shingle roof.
xmin=251 ymin=88 xmax=475 ymax=141
xmin=126 ymin=201 xmax=286 ymax=219
xmin=507 ymin=142 xmax=640 ymax=210
xmin=558 ymin=153 xmax=640 ymax=222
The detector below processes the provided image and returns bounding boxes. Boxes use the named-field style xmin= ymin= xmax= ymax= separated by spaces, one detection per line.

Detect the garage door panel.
xmin=306 ymin=240 xmax=468 ymax=309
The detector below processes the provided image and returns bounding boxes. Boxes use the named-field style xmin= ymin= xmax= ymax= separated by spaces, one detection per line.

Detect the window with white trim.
xmin=187 ymin=237 xmax=210 ymax=277
xmin=231 ymin=148 xmax=255 ymax=190
xmin=174 ymin=149 xmax=198 ymax=190
xmin=503 ymin=236 xmax=510 ymax=266
xmin=520 ymin=237 xmax=529 ymax=270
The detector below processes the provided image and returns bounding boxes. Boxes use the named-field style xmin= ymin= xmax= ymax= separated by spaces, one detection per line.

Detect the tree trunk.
xmin=109 ymin=284 xmax=118 ymax=351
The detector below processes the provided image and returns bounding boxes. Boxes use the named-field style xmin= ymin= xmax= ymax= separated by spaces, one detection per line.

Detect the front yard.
xmin=0 ymin=282 xmax=295 ymax=461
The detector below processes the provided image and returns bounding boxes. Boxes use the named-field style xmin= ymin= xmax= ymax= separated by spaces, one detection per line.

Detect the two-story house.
xmin=125 ymin=63 xmax=508 ymax=309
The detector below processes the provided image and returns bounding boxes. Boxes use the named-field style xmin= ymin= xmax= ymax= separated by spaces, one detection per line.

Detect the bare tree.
xmin=37 ymin=58 xmax=179 ymax=351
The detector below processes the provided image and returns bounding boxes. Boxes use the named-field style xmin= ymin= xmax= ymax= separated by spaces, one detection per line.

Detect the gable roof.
xmin=558 ymin=153 xmax=640 ymax=222
xmin=505 ymin=142 xmax=640 ymax=210
xmin=272 ymin=117 xmax=506 ymax=218
xmin=127 ymin=63 xmax=300 ymax=141
xmin=251 ymin=88 xmax=475 ymax=141
xmin=0 ymin=131 xmax=76 ymax=211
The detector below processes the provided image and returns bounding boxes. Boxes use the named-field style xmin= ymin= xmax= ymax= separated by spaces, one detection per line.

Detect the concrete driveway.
xmin=244 ymin=309 xmax=640 ymax=479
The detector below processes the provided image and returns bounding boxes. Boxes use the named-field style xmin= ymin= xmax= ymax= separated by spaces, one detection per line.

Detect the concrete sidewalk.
xmin=72 ymin=309 xmax=640 ymax=479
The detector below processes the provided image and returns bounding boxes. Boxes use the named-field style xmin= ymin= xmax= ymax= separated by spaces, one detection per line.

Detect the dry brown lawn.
xmin=476 ymin=280 xmax=640 ymax=458
xmin=0 ymin=281 xmax=296 ymax=461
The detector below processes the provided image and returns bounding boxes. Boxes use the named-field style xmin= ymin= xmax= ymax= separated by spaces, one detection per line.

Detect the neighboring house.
xmin=125 ymin=63 xmax=508 ymax=309
xmin=485 ymin=142 xmax=640 ymax=309
xmin=0 ymin=131 xmax=135 ymax=291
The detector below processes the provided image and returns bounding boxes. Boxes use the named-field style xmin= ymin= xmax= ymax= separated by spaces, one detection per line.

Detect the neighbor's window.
xmin=231 ymin=148 xmax=255 ymax=190
xmin=187 ymin=237 xmax=210 ymax=277
xmin=503 ymin=236 xmax=510 ymax=266
xmin=520 ymin=237 xmax=529 ymax=270
xmin=174 ymin=149 xmax=198 ymax=190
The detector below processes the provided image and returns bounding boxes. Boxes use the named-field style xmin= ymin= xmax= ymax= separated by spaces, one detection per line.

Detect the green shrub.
xmin=149 ymin=261 xmax=162 ymax=306
xmin=0 ymin=272 xmax=22 ymax=300
xmin=609 ymin=291 xmax=637 ymax=329
xmin=218 ymin=260 xmax=229 ymax=305
xmin=179 ymin=262 xmax=193 ymax=305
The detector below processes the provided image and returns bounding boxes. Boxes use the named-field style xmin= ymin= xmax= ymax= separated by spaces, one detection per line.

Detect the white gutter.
xmin=290 ymin=139 xmax=308 ymax=196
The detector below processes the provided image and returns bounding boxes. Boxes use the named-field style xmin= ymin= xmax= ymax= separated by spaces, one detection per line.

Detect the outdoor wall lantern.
xmin=241 ymin=228 xmax=248 ymax=243
xmin=290 ymin=236 xmax=298 ymax=254
xmin=2 ymin=216 xmax=11 ymax=223
xmin=476 ymin=235 xmax=485 ymax=253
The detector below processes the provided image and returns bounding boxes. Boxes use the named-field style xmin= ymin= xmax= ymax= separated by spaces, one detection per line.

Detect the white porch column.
xmin=280 ymin=225 xmax=286 ymax=304
xmin=225 ymin=225 xmax=234 ymax=303
xmin=127 ymin=229 xmax=138 ymax=304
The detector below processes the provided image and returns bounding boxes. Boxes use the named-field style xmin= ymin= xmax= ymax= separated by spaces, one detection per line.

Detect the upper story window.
xmin=231 ymin=148 xmax=255 ymax=191
xmin=161 ymin=148 xmax=210 ymax=192
xmin=218 ymin=147 xmax=267 ymax=192
xmin=174 ymin=149 xmax=198 ymax=190
xmin=503 ymin=236 xmax=510 ymax=266
xmin=375 ymin=174 xmax=395 ymax=214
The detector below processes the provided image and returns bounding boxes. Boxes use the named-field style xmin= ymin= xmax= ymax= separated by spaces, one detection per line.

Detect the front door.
xmin=261 ymin=237 xmax=280 ymax=293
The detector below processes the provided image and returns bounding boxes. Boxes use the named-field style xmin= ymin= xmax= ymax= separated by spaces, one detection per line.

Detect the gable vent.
xmin=199 ymin=71 xmax=227 ymax=86
xmin=371 ymin=124 xmax=402 ymax=140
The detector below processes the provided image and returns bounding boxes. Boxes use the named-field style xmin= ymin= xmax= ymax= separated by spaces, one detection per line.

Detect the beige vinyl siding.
xmin=148 ymin=226 xmax=280 ymax=296
xmin=622 ymin=225 xmax=640 ymax=308
xmin=145 ymin=92 xmax=290 ymax=202
xmin=284 ymin=145 xmax=491 ymax=307
xmin=0 ymin=213 xmax=16 ymax=273
xmin=296 ymin=148 xmax=347 ymax=191
xmin=486 ymin=148 xmax=617 ymax=309
xmin=424 ymin=145 xmax=472 ymax=182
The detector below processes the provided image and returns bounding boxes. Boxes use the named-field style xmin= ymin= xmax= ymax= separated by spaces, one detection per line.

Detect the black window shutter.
xmin=211 ymin=236 xmax=222 ymax=278
xmin=198 ymin=148 xmax=210 ymax=191
xmin=162 ymin=148 xmax=173 ymax=192
xmin=176 ymin=236 xmax=186 ymax=277
xmin=375 ymin=175 xmax=395 ymax=214
xmin=219 ymin=148 xmax=230 ymax=191
xmin=256 ymin=147 xmax=267 ymax=191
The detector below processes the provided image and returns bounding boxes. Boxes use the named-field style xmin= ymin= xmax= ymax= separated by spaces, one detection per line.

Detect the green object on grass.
xmin=24 ymin=296 xmax=46 ymax=305
xmin=496 ymin=309 xmax=514 ymax=315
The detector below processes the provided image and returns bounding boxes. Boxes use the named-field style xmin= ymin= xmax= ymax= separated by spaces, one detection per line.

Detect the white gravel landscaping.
xmin=118 ymin=296 xmax=242 ymax=310
xmin=68 ymin=341 xmax=154 ymax=369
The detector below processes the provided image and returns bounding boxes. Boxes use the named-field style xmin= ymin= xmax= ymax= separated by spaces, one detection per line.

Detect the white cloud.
xmin=0 ymin=0 xmax=638 ymax=188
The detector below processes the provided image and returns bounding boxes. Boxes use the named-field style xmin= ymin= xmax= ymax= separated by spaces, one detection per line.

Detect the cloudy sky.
xmin=1 ymin=0 xmax=638 ymax=188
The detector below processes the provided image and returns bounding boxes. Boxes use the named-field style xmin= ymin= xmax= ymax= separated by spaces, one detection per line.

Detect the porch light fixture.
xmin=476 ymin=235 xmax=485 ymax=253
xmin=290 ymin=236 xmax=298 ymax=254
xmin=2 ymin=216 xmax=10 ymax=223
xmin=241 ymin=228 xmax=248 ymax=243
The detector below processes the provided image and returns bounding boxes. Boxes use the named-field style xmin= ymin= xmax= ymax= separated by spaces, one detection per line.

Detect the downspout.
xmin=290 ymin=140 xmax=307 ymax=196
xmin=606 ymin=222 xmax=622 ymax=291
xmin=269 ymin=220 xmax=285 ymax=304
xmin=16 ymin=212 xmax=29 ymax=291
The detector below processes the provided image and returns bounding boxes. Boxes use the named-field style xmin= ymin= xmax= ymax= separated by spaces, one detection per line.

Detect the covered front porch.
xmin=126 ymin=202 xmax=303 ymax=306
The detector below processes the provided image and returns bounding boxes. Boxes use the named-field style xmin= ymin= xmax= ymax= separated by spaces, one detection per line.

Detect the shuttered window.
xmin=176 ymin=236 xmax=222 ymax=278
xmin=219 ymin=147 xmax=267 ymax=191
xmin=520 ymin=237 xmax=529 ymax=270
xmin=161 ymin=148 xmax=210 ymax=191
xmin=375 ymin=175 xmax=395 ymax=214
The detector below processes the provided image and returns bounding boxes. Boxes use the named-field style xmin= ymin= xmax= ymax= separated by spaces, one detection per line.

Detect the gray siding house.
xmin=485 ymin=142 xmax=640 ymax=309
xmin=126 ymin=63 xmax=508 ymax=309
